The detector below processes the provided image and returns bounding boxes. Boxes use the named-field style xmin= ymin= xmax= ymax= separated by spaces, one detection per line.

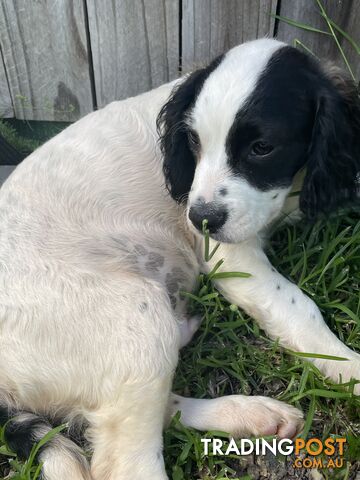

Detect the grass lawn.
xmin=1 ymin=209 xmax=359 ymax=479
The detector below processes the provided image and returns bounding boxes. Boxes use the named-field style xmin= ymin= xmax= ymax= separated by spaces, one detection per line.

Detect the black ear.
xmin=157 ymin=55 xmax=223 ymax=202
xmin=300 ymin=66 xmax=360 ymax=218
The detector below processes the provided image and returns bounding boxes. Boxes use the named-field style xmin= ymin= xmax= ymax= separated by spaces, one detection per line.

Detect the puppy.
xmin=0 ymin=38 xmax=359 ymax=479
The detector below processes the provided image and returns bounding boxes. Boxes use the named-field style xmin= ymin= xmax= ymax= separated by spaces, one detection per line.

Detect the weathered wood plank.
xmin=87 ymin=0 xmax=179 ymax=107
xmin=0 ymin=51 xmax=13 ymax=118
xmin=277 ymin=0 xmax=360 ymax=81
xmin=0 ymin=0 xmax=93 ymax=121
xmin=182 ymin=0 xmax=278 ymax=72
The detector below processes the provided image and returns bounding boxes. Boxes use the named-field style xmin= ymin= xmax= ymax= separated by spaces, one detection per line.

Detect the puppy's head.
xmin=157 ymin=39 xmax=360 ymax=243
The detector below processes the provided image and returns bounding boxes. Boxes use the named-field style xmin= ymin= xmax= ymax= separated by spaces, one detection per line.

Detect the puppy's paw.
xmin=213 ymin=395 xmax=304 ymax=439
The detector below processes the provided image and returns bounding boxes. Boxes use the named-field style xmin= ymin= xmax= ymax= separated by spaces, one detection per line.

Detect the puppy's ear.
xmin=157 ymin=56 xmax=223 ymax=202
xmin=300 ymin=65 xmax=360 ymax=218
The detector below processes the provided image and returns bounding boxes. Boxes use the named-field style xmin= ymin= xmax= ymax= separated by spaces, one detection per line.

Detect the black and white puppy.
xmin=0 ymin=38 xmax=359 ymax=480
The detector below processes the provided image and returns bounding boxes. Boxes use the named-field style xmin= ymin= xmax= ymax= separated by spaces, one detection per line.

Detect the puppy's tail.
xmin=1 ymin=401 xmax=91 ymax=480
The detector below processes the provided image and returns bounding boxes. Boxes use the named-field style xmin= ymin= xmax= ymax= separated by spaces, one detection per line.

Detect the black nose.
xmin=189 ymin=202 xmax=228 ymax=234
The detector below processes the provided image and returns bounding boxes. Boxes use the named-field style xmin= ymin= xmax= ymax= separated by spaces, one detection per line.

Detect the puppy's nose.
xmin=189 ymin=202 xmax=228 ymax=234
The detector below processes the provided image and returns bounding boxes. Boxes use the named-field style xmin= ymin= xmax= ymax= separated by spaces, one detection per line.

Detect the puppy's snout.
xmin=189 ymin=201 xmax=228 ymax=234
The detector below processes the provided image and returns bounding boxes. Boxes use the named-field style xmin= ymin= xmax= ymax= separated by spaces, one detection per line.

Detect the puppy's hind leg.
xmin=88 ymin=377 xmax=172 ymax=480
xmin=85 ymin=279 xmax=181 ymax=480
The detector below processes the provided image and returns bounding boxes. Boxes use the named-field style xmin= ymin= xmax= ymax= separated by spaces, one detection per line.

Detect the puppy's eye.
xmin=251 ymin=141 xmax=274 ymax=156
xmin=188 ymin=130 xmax=200 ymax=151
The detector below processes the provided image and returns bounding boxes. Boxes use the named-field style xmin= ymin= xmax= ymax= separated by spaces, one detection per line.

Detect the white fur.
xmin=0 ymin=39 xmax=358 ymax=479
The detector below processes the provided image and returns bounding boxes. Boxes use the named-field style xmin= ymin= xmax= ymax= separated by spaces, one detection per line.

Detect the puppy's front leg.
xmin=202 ymin=237 xmax=360 ymax=393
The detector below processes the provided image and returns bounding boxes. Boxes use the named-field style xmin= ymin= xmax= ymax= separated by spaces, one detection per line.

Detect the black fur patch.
xmin=4 ymin=415 xmax=51 ymax=461
xmin=225 ymin=46 xmax=360 ymax=217
xmin=226 ymin=47 xmax=319 ymax=190
xmin=157 ymin=55 xmax=224 ymax=202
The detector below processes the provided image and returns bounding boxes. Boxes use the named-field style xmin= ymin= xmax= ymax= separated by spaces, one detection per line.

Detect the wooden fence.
xmin=0 ymin=0 xmax=359 ymax=122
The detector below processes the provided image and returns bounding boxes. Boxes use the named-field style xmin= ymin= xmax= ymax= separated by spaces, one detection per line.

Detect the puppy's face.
xmin=158 ymin=39 xmax=360 ymax=243
xmin=187 ymin=41 xmax=314 ymax=242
